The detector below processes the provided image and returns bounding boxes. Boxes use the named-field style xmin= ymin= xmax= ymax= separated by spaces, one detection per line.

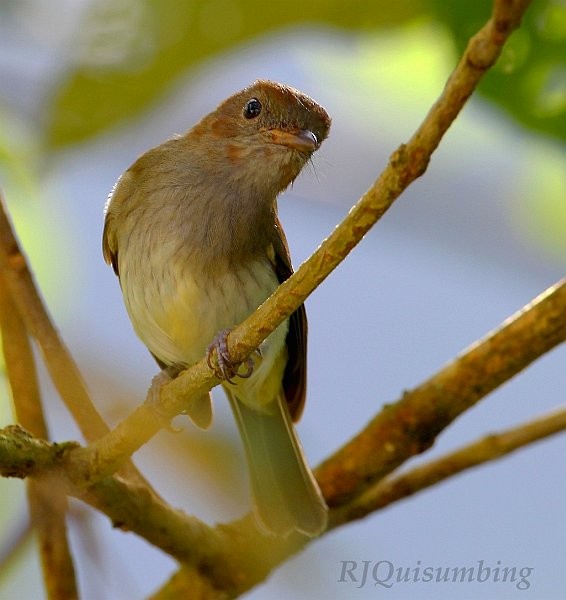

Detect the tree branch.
xmin=0 ymin=425 xmax=274 ymax=593
xmin=316 ymin=279 xmax=566 ymax=506
xmin=330 ymin=405 xmax=566 ymax=527
xmin=0 ymin=202 xmax=109 ymax=443
xmin=0 ymin=281 xmax=78 ymax=600
xmin=0 ymin=425 xmax=74 ymax=478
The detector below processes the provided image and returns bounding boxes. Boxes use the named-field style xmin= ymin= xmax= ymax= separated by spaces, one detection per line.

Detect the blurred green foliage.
xmin=430 ymin=0 xmax=566 ymax=144
xmin=45 ymin=0 xmax=565 ymax=147
xmin=45 ymin=0 xmax=425 ymax=145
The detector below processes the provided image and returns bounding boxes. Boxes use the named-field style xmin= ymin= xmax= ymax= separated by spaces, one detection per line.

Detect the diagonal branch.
xmin=315 ymin=279 xmax=566 ymax=506
xmin=330 ymin=405 xmax=566 ymax=527
xmin=0 ymin=275 xmax=79 ymax=600
xmin=73 ymin=0 xmax=536 ymax=483
xmin=0 ymin=201 xmax=109 ymax=443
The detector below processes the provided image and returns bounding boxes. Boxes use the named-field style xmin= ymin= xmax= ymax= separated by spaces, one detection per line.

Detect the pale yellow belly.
xmin=120 ymin=253 xmax=288 ymax=409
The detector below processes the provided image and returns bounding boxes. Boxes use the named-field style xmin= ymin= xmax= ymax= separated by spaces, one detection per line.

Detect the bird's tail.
xmin=227 ymin=391 xmax=327 ymax=537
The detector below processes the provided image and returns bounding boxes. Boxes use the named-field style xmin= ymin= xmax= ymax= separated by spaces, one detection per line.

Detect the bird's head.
xmin=190 ymin=80 xmax=331 ymax=194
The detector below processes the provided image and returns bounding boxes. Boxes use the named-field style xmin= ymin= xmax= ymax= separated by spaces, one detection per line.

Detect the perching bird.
xmin=102 ymin=80 xmax=330 ymax=536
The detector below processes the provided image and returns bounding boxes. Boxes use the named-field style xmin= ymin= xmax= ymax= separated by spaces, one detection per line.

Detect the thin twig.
xmin=0 ymin=275 xmax=79 ymax=600
xmin=315 ymin=280 xmax=566 ymax=505
xmin=330 ymin=405 xmax=566 ymax=526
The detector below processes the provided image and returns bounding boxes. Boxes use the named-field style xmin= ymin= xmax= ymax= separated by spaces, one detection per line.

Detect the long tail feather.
xmin=227 ymin=391 xmax=327 ymax=537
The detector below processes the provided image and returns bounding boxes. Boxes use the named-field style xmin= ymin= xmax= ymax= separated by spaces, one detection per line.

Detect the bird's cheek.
xmin=224 ymin=142 xmax=272 ymax=166
xmin=226 ymin=143 xmax=246 ymax=165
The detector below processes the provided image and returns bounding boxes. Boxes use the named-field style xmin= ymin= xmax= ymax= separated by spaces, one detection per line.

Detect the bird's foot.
xmin=206 ymin=329 xmax=254 ymax=383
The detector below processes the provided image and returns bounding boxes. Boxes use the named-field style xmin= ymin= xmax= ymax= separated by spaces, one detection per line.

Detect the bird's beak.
xmin=267 ymin=129 xmax=318 ymax=152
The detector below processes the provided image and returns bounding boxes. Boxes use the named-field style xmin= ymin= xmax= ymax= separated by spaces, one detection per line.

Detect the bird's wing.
xmin=270 ymin=217 xmax=307 ymax=422
xmin=102 ymin=175 xmax=128 ymax=277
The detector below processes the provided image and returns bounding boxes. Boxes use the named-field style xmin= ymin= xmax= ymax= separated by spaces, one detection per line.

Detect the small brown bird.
xmin=103 ymin=80 xmax=330 ymax=536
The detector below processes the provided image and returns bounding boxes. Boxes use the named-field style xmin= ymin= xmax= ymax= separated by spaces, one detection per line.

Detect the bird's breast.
xmin=119 ymin=242 xmax=286 ymax=371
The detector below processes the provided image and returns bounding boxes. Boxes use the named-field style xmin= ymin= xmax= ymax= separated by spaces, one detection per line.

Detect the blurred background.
xmin=0 ymin=0 xmax=565 ymax=598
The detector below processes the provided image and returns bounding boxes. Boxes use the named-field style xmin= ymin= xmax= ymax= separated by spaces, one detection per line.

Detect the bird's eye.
xmin=243 ymin=98 xmax=262 ymax=119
